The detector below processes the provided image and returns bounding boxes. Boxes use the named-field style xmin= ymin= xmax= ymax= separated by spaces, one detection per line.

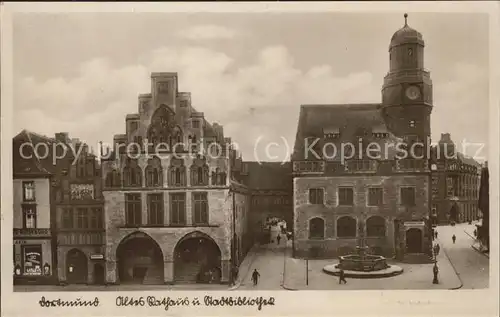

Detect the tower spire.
xmin=404 ymin=13 xmax=408 ymax=26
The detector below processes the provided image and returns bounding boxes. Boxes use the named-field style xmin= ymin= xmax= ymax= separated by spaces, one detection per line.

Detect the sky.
xmin=12 ymin=11 xmax=490 ymax=162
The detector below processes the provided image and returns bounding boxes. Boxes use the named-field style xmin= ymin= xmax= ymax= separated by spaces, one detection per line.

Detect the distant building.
xmin=291 ymin=15 xmax=433 ymax=261
xmin=430 ymin=133 xmax=481 ymax=224
xmin=13 ymin=131 xmax=57 ymax=284
xmin=244 ymin=162 xmax=293 ymax=241
xmin=101 ymin=72 xmax=251 ymax=285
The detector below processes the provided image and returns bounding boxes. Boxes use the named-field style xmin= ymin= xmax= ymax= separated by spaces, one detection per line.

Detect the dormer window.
xmin=372 ymin=132 xmax=389 ymax=139
xmin=180 ymin=100 xmax=188 ymax=107
xmin=192 ymin=120 xmax=200 ymax=129
xmin=324 ymin=132 xmax=340 ymax=139
xmin=409 ymin=120 xmax=415 ymax=128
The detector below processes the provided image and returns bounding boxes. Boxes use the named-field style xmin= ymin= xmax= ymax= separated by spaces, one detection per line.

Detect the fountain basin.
xmin=338 ymin=254 xmax=388 ymax=272
xmin=323 ymin=263 xmax=403 ymax=278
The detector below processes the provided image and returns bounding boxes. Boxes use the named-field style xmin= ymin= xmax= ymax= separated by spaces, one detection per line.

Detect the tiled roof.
xmin=245 ymin=161 xmax=292 ymax=190
xmin=293 ymin=104 xmax=401 ymax=161
xmin=457 ymin=152 xmax=481 ymax=168
xmin=13 ymin=130 xmax=56 ymax=176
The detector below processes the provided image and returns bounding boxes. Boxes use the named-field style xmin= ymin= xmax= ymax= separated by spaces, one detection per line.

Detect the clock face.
xmin=405 ymin=86 xmax=421 ymax=100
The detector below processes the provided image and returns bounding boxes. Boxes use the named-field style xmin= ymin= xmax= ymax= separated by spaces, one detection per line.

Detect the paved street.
xmin=435 ymin=223 xmax=489 ymax=289
xmin=283 ymin=244 xmax=461 ymax=290
xmin=236 ymin=234 xmax=288 ymax=290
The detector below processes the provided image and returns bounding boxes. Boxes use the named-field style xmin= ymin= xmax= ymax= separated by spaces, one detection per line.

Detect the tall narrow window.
xmin=22 ymin=181 xmax=35 ymax=201
xmin=90 ymin=208 xmax=103 ymax=229
xmin=62 ymin=208 xmax=73 ymax=229
xmin=308 ymin=188 xmax=324 ymax=205
xmin=125 ymin=193 xmax=142 ymax=227
xmin=400 ymin=187 xmax=416 ymax=206
xmin=338 ymin=187 xmax=354 ymax=206
xmin=193 ymin=192 xmax=208 ymax=225
xmin=22 ymin=205 xmax=37 ymax=228
xmin=170 ymin=193 xmax=186 ymax=226
xmin=367 ymin=188 xmax=383 ymax=206
xmin=148 ymin=193 xmax=164 ymax=226
xmin=76 ymin=208 xmax=89 ymax=229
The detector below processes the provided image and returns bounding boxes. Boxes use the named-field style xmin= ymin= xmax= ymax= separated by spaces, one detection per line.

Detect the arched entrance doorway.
xmin=406 ymin=228 xmax=423 ymax=253
xmin=116 ymin=232 xmax=164 ymax=285
xmin=66 ymin=249 xmax=88 ymax=284
xmin=174 ymin=231 xmax=221 ymax=284
xmin=94 ymin=263 xmax=105 ymax=285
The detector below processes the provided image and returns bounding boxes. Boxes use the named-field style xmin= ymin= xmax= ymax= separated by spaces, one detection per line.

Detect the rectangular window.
xmin=90 ymin=207 xmax=103 ymax=229
xmin=62 ymin=208 xmax=73 ymax=228
xmin=76 ymin=208 xmax=89 ymax=229
xmin=367 ymin=188 xmax=383 ymax=206
xmin=148 ymin=193 xmax=164 ymax=226
xmin=170 ymin=193 xmax=186 ymax=226
xmin=22 ymin=245 xmax=43 ymax=276
xmin=22 ymin=181 xmax=35 ymax=201
xmin=400 ymin=187 xmax=416 ymax=206
xmin=22 ymin=205 xmax=37 ymax=228
xmin=193 ymin=192 xmax=208 ymax=225
xmin=308 ymin=188 xmax=324 ymax=205
xmin=338 ymin=187 xmax=354 ymax=206
xmin=192 ymin=120 xmax=200 ymax=129
xmin=125 ymin=193 xmax=142 ymax=227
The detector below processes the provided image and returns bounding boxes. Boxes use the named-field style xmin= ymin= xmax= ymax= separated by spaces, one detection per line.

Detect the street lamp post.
xmin=306 ymin=258 xmax=309 ymax=286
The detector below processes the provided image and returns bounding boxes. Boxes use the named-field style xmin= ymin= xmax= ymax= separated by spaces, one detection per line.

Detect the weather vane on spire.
xmin=404 ymin=13 xmax=408 ymax=26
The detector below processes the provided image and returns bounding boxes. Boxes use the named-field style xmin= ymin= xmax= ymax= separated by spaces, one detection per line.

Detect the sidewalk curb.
xmin=230 ymin=244 xmax=260 ymax=291
xmin=463 ymin=230 xmax=490 ymax=259
xmin=437 ymin=237 xmax=464 ymax=290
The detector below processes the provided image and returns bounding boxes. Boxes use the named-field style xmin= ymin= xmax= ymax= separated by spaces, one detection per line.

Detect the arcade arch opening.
xmin=174 ymin=232 xmax=221 ymax=284
xmin=116 ymin=232 xmax=164 ymax=285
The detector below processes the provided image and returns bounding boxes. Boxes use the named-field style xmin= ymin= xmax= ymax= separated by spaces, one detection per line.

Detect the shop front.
xmin=13 ymin=229 xmax=54 ymax=284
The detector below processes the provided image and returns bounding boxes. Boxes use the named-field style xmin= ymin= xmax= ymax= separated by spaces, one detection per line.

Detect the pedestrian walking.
xmin=432 ymin=263 xmax=439 ymax=284
xmin=474 ymin=229 xmax=478 ymax=237
xmin=251 ymin=269 xmax=260 ymax=286
xmin=434 ymin=231 xmax=438 ymax=239
xmin=276 ymin=234 xmax=281 ymax=245
xmin=434 ymin=243 xmax=440 ymax=256
xmin=452 ymin=234 xmax=456 ymax=244
xmin=338 ymin=268 xmax=347 ymax=284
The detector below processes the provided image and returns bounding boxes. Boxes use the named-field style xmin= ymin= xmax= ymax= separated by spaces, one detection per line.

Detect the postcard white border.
xmin=1 ymin=2 xmax=499 ymax=317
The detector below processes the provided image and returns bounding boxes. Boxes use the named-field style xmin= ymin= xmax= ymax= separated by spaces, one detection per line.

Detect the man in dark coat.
xmin=433 ymin=263 xmax=439 ymax=284
xmin=452 ymin=234 xmax=456 ymax=244
xmin=251 ymin=269 xmax=260 ymax=286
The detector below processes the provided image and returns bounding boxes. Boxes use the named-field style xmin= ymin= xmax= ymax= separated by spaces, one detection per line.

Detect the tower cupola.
xmin=390 ymin=13 xmax=424 ymax=49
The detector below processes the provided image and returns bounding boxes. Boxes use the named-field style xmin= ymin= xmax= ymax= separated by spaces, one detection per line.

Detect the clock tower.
xmin=382 ymin=13 xmax=433 ymax=153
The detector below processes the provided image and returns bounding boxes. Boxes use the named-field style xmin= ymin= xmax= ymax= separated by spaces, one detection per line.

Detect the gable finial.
xmin=404 ymin=13 xmax=408 ymax=26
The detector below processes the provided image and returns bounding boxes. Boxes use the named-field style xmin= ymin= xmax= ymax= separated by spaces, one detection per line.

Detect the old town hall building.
xmin=292 ymin=15 xmax=433 ymax=261
xmin=101 ymin=72 xmax=251 ymax=285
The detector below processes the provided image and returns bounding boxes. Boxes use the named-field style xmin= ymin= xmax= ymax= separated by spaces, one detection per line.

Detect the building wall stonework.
xmin=293 ymin=175 xmax=429 ymax=258
xmin=103 ymin=188 xmax=233 ymax=284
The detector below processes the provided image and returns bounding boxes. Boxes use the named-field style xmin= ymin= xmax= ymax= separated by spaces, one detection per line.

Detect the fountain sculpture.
xmin=323 ymin=212 xmax=403 ymax=278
